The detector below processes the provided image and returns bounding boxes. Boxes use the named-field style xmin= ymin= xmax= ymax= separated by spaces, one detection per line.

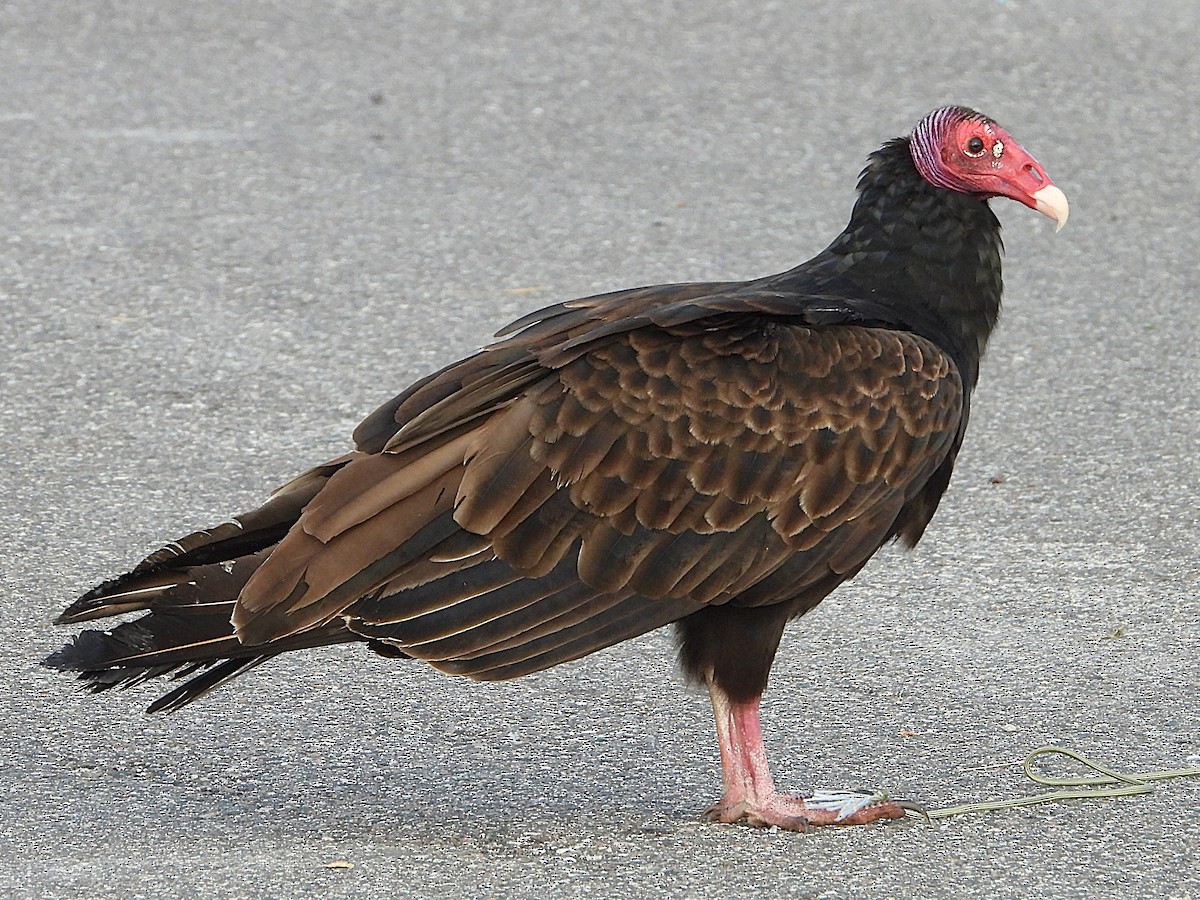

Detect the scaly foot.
xmin=704 ymin=789 xmax=920 ymax=831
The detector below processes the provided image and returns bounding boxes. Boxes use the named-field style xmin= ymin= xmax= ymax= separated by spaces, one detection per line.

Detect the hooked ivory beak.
xmin=1031 ymin=185 xmax=1069 ymax=233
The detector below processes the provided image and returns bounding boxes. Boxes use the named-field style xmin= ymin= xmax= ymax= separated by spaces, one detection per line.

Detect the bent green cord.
xmin=909 ymin=745 xmax=1200 ymax=820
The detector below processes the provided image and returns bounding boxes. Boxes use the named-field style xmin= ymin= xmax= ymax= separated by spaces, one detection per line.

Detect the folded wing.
xmin=231 ymin=316 xmax=964 ymax=680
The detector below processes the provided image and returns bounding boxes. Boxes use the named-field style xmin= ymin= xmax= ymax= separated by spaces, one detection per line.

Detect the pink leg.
xmin=705 ymin=677 xmax=915 ymax=830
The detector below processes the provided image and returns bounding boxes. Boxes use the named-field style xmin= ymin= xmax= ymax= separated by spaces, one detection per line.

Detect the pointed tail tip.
xmin=146 ymin=691 xmax=188 ymax=714
xmin=42 ymin=645 xmax=73 ymax=670
xmin=42 ymin=633 xmax=99 ymax=671
xmin=41 ymin=629 xmax=145 ymax=678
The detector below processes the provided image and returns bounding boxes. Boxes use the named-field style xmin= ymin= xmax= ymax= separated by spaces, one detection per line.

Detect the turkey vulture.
xmin=46 ymin=106 xmax=1067 ymax=830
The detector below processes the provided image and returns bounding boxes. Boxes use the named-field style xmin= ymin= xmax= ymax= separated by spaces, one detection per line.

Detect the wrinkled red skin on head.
xmin=940 ymin=116 xmax=1054 ymax=211
xmin=910 ymin=107 xmax=1058 ymax=213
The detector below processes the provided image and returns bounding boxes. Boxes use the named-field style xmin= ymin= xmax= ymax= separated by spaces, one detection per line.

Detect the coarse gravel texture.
xmin=3 ymin=1 xmax=1198 ymax=898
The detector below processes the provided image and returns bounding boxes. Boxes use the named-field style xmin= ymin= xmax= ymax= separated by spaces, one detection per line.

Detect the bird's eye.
xmin=965 ymin=136 xmax=986 ymax=157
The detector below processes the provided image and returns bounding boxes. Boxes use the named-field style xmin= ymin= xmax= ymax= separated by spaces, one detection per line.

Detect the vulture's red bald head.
xmin=909 ymin=105 xmax=1069 ymax=231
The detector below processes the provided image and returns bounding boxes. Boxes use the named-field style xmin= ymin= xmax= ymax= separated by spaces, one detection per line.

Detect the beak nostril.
xmin=1025 ymin=164 xmax=1045 ymax=184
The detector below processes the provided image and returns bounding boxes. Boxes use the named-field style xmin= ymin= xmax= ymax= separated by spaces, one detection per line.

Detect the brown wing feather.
xmin=229 ymin=319 xmax=962 ymax=681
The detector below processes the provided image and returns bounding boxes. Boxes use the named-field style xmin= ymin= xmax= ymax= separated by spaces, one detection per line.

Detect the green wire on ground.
xmin=910 ymin=745 xmax=1200 ymax=820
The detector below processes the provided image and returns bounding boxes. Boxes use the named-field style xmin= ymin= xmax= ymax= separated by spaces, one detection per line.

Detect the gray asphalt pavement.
xmin=3 ymin=1 xmax=1199 ymax=897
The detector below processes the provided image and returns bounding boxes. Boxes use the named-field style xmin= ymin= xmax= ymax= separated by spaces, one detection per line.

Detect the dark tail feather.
xmin=44 ymin=611 xmax=277 ymax=712
xmin=45 ymin=525 xmax=360 ymax=715
xmin=147 ymin=656 xmax=276 ymax=714
xmin=45 ymin=456 xmax=364 ymax=711
xmin=44 ymin=579 xmax=359 ymax=711
xmin=56 ymin=457 xmax=353 ymax=626
xmin=46 ymin=596 xmax=257 ymax=684
xmin=55 ymin=552 xmax=267 ymax=625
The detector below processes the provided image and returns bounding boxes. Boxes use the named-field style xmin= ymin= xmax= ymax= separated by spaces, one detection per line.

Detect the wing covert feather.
xmin=232 ymin=318 xmax=963 ymax=680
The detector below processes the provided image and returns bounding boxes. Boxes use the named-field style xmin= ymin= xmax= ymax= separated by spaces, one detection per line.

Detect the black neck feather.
xmin=780 ymin=137 xmax=1005 ymax=392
